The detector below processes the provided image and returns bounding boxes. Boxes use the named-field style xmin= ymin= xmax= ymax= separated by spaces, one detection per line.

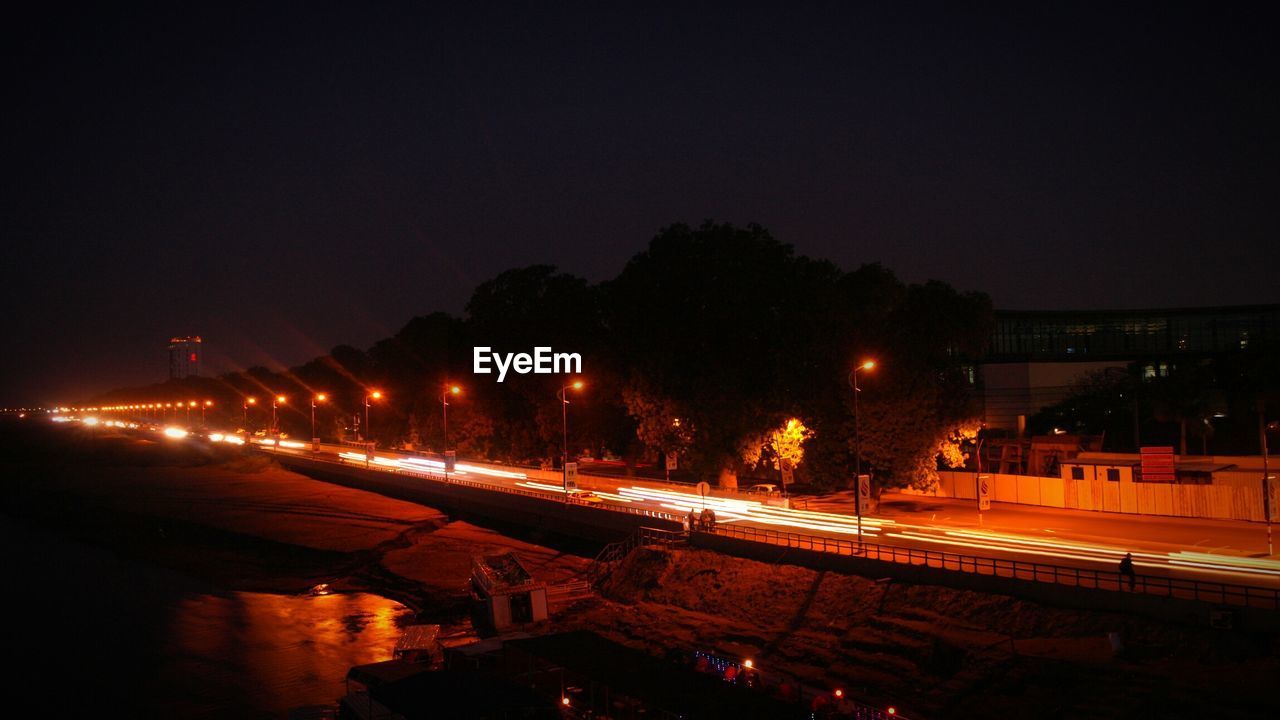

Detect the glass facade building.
xmin=988 ymin=305 xmax=1279 ymax=361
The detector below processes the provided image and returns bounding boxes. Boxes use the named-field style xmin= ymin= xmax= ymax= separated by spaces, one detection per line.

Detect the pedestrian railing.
xmin=279 ymin=447 xmax=682 ymax=524
xmin=705 ymin=523 xmax=1280 ymax=610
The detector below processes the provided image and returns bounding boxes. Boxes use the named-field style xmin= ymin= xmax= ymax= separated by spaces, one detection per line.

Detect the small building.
xmin=471 ymin=553 xmax=548 ymax=630
xmin=1059 ymin=454 xmax=1238 ymax=485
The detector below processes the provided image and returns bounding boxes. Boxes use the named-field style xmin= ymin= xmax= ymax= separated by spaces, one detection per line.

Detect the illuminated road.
xmin=235 ymin=437 xmax=1280 ymax=590
xmin=61 ymin=416 xmax=1280 ymax=593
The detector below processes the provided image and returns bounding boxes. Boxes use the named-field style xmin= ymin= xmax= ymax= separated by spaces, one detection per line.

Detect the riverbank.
xmin=0 ymin=421 xmax=591 ymax=716
xmin=4 ymin=420 xmax=1278 ymax=718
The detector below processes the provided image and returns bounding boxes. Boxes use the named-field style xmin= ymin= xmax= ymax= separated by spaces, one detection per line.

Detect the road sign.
xmin=978 ymin=474 xmax=992 ymax=511
xmin=1140 ymin=446 xmax=1176 ymax=482
xmin=665 ymin=452 xmax=678 ymax=471
xmin=696 ymin=481 xmax=710 ymax=498
xmin=781 ymin=459 xmax=794 ymax=488
xmin=564 ymin=461 xmax=578 ymax=489
xmin=856 ymin=474 xmax=871 ymax=513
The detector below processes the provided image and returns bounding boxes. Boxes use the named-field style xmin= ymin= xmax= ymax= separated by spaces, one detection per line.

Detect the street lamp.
xmin=243 ymin=396 xmax=257 ymax=431
xmin=442 ymin=384 xmax=461 ymax=481
xmin=202 ymin=400 xmax=212 ymax=425
xmin=186 ymin=400 xmax=196 ymax=425
xmin=271 ymin=395 xmax=287 ymax=435
xmin=363 ymin=391 xmax=382 ymax=443
xmin=311 ymin=394 xmax=327 ymax=449
xmin=558 ymin=380 xmax=585 ymax=500
xmin=848 ymin=359 xmax=876 ymax=547
xmin=1261 ymin=404 xmax=1278 ymax=556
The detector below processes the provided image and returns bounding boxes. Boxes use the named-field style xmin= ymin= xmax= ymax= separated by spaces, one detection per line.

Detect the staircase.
xmin=585 ymin=526 xmax=687 ymax=585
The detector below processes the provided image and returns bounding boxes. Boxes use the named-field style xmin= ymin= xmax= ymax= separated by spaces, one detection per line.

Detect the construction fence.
xmin=920 ymin=470 xmax=1268 ymax=522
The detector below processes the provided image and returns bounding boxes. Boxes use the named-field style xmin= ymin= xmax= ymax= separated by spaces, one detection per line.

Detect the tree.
xmin=606 ymin=222 xmax=825 ymax=487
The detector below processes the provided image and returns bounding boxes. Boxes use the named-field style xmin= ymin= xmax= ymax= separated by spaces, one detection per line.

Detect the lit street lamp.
xmin=363 ymin=391 xmax=383 ymax=443
xmin=442 ymin=384 xmax=461 ymax=481
xmin=558 ymin=380 xmax=585 ymax=501
xmin=202 ymin=400 xmax=212 ymax=425
xmin=243 ymin=396 xmax=257 ymax=431
xmin=311 ymin=393 xmax=327 ymax=449
xmin=848 ymin=359 xmax=876 ymax=547
xmin=186 ymin=400 xmax=196 ymax=425
xmin=271 ymin=395 xmax=287 ymax=435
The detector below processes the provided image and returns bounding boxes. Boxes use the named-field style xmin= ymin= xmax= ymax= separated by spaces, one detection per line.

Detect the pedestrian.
xmin=688 ymin=508 xmax=698 ymax=533
xmin=1119 ymin=552 xmax=1136 ymax=591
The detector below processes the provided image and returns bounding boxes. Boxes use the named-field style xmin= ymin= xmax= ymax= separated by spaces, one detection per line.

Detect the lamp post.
xmin=1261 ymin=401 xmax=1277 ymax=556
xmin=243 ymin=397 xmax=257 ymax=431
xmin=442 ymin=384 xmax=460 ymax=481
xmin=202 ymin=400 xmax=212 ymax=426
xmin=848 ymin=359 xmax=876 ymax=548
xmin=311 ymin=394 xmax=327 ymax=450
xmin=272 ymin=395 xmax=286 ymax=436
xmin=186 ymin=400 xmax=196 ymax=425
xmin=558 ymin=380 xmax=584 ymax=501
xmin=363 ymin=391 xmax=382 ymax=442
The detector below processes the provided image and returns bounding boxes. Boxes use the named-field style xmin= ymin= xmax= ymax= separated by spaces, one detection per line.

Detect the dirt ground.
xmin=549 ymin=545 xmax=1280 ymax=718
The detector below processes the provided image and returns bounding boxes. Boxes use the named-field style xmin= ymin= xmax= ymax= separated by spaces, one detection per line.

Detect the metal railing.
xmin=705 ymin=523 xmax=1280 ymax=610
xmin=277 ymin=447 xmax=681 ymax=524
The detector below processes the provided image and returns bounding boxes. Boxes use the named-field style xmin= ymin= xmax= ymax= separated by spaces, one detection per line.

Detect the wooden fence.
xmin=926 ymin=471 xmax=1267 ymax=522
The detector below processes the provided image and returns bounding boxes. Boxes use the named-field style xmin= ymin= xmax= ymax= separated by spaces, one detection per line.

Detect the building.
xmin=167 ymin=336 xmax=202 ymax=379
xmin=471 ymin=553 xmax=548 ymax=630
xmin=979 ymin=304 xmax=1279 ymax=432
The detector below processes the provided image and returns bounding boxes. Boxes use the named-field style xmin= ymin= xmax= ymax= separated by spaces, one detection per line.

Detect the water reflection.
xmin=157 ymin=592 xmax=411 ymax=718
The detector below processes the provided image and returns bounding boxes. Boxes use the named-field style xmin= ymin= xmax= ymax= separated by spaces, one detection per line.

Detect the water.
xmin=1 ymin=517 xmax=411 ymax=718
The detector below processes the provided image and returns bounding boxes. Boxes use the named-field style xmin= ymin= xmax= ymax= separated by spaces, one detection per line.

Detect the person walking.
xmin=1119 ymin=552 xmax=1136 ymax=591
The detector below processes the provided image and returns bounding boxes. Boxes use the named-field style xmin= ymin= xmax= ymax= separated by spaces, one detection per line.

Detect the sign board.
xmin=780 ymin=459 xmax=794 ymax=488
xmin=564 ymin=462 xmax=578 ymax=489
xmin=856 ymin=474 xmax=871 ymax=514
xmin=665 ymin=452 xmax=678 ymax=471
xmin=978 ymin=474 xmax=992 ymax=511
xmin=696 ymin=481 xmax=711 ymax=498
xmin=1140 ymin=446 xmax=1176 ymax=483
xmin=444 ymin=450 xmax=456 ymax=472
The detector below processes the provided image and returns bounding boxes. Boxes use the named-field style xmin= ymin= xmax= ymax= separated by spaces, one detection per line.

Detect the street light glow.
xmin=572 ymin=380 xmax=584 ymax=390
xmin=276 ymin=395 xmax=287 ymax=404
xmin=861 ymin=359 xmax=876 ymax=370
xmin=370 ymin=390 xmax=382 ymax=400
xmin=315 ymin=393 xmax=327 ymax=402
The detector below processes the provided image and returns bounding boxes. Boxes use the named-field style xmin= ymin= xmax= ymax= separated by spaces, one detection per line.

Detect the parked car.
xmin=569 ymin=490 xmax=604 ymax=504
xmin=746 ymin=484 xmax=780 ymax=496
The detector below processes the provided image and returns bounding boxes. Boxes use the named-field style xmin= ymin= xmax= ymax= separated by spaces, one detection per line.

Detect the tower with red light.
xmin=168 ymin=336 xmax=202 ymax=379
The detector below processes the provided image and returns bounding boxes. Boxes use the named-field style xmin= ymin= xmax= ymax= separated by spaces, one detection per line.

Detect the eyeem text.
xmin=473 ymin=346 xmax=583 ymax=382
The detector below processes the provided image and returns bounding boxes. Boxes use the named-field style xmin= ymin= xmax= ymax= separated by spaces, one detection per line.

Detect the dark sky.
xmin=3 ymin=2 xmax=1276 ymax=406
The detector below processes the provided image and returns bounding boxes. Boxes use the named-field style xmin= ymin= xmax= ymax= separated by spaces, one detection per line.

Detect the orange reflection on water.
xmin=165 ymin=591 xmax=411 ymax=716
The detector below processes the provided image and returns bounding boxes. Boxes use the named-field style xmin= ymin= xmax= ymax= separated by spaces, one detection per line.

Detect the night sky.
xmin=3 ymin=2 xmax=1276 ymax=406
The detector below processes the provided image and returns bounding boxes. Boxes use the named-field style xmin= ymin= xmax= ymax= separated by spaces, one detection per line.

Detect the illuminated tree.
xmin=742 ymin=417 xmax=814 ymax=471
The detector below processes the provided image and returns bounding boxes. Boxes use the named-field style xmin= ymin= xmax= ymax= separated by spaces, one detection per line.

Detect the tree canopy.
xmin=90 ymin=221 xmax=994 ymax=490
